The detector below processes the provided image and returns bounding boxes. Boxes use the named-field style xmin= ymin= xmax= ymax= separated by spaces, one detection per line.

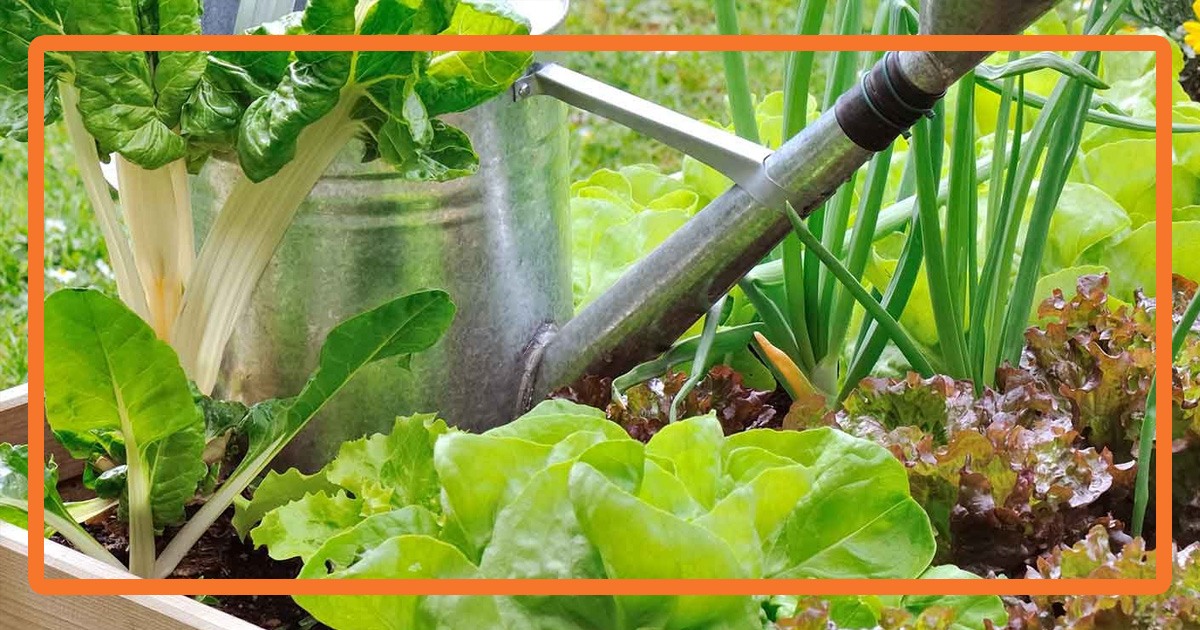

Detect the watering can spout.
xmin=517 ymin=0 xmax=1064 ymax=409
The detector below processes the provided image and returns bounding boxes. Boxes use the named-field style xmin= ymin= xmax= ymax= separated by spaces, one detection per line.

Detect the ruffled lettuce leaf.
xmin=1011 ymin=526 xmax=1200 ymax=627
xmin=553 ymin=366 xmax=784 ymax=442
xmin=807 ymin=367 xmax=1135 ymax=577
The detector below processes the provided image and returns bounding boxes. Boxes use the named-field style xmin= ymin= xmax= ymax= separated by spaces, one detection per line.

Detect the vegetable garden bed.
xmin=6 ymin=0 xmax=1200 ymax=628
xmin=0 ymin=386 xmax=260 ymax=630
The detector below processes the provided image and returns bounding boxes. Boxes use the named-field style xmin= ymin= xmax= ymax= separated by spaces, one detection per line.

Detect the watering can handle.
xmin=512 ymin=63 xmax=793 ymax=210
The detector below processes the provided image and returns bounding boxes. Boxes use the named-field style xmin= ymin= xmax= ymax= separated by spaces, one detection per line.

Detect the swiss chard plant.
xmin=0 ymin=0 xmax=530 ymax=396
xmin=238 ymin=398 xmax=1006 ymax=629
xmin=0 ymin=287 xmax=455 ymax=578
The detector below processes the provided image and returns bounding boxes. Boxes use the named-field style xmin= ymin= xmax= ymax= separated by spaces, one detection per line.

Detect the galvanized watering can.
xmin=195 ymin=0 xmax=1061 ymax=471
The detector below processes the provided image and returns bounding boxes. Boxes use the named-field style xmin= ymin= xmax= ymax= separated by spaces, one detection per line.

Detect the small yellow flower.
xmin=1186 ymin=1 xmax=1200 ymax=50
xmin=1187 ymin=21 xmax=1200 ymax=51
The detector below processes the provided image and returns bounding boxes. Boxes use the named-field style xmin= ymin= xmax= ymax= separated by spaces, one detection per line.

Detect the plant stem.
xmin=911 ymin=118 xmax=970 ymax=379
xmin=998 ymin=54 xmax=1096 ymax=367
xmin=1175 ymin=293 xmax=1200 ymax=357
xmin=975 ymin=77 xmax=1200 ymax=134
xmin=115 ymin=156 xmax=194 ymax=341
xmin=779 ymin=0 xmax=826 ymax=376
xmin=117 ymin=391 xmax=156 ymax=577
xmin=712 ymin=0 xmax=759 ymax=144
xmin=670 ymin=296 xmax=726 ymax=423
xmin=173 ymin=95 xmax=358 ymax=394
xmin=44 ymin=511 xmax=125 ymax=571
xmin=783 ymin=203 xmax=933 ymax=376
xmin=839 ymin=210 xmax=927 ymax=401
xmin=57 ymin=84 xmax=150 ymax=322
xmin=781 ymin=0 xmax=827 ymax=140
xmin=945 ymin=71 xmax=977 ymax=340
xmin=826 ymin=145 xmax=894 ymax=355
xmin=1132 ymin=292 xmax=1200 ymax=537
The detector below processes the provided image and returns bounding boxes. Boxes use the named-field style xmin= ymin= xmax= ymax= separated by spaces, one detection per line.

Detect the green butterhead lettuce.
xmin=230 ymin=467 xmax=338 ymax=538
xmin=247 ymin=400 xmax=1002 ymax=629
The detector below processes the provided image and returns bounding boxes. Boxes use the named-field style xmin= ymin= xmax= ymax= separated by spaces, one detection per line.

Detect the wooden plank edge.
xmin=0 ymin=522 xmax=263 ymax=630
xmin=0 ymin=383 xmax=84 ymax=480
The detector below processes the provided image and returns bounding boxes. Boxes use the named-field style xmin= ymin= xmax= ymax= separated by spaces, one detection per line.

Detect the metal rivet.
xmin=516 ymin=83 xmax=532 ymax=98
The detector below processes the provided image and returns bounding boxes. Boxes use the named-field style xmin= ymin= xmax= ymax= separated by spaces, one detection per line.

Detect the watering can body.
xmin=194 ymin=0 xmax=572 ymax=471
xmin=193 ymin=0 xmax=1061 ymax=472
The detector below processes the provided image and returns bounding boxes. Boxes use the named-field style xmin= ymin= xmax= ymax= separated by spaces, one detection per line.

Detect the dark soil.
xmin=53 ymin=506 xmax=326 ymax=630
xmin=1182 ymin=55 xmax=1200 ymax=102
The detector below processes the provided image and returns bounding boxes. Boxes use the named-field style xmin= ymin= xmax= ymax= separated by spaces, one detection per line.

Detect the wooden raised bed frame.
xmin=0 ymin=384 xmax=263 ymax=630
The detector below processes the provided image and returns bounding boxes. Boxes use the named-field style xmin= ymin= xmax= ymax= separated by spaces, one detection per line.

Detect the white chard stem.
xmin=116 ymin=156 xmax=195 ymax=341
xmin=57 ymin=84 xmax=150 ymax=321
xmin=174 ymin=96 xmax=359 ymax=393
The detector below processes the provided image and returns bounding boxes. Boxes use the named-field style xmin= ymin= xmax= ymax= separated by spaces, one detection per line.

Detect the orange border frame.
xmin=26 ymin=34 xmax=1174 ymax=598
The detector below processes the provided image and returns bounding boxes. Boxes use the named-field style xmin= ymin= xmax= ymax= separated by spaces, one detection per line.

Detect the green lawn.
xmin=0 ymin=124 xmax=114 ymax=389
xmin=563 ymin=0 xmax=799 ymax=178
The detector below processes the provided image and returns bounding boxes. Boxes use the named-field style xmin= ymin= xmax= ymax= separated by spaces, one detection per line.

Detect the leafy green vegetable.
xmin=570 ymin=164 xmax=698 ymax=308
xmin=26 ymin=285 xmax=454 ymax=579
xmin=417 ymin=0 xmax=533 ymax=116
xmin=51 ymin=0 xmax=202 ymax=169
xmin=44 ymin=288 xmax=207 ymax=575
xmin=554 ymin=366 xmax=785 ymax=442
xmin=236 ymin=0 xmax=357 ymax=182
xmin=156 ymin=289 xmax=456 ymax=577
xmin=1043 ymin=183 xmax=1129 ymax=273
xmin=772 ymin=566 xmax=1008 ymax=628
xmin=0 ymin=443 xmax=123 ymax=569
xmin=0 ymin=0 xmax=63 ymax=140
xmin=1010 ymin=525 xmax=1200 ymax=628
xmin=246 ymin=400 xmax=1001 ymax=629
xmin=238 ymin=0 xmax=532 ymax=182
xmin=230 ymin=467 xmax=338 ymax=538
xmin=0 ymin=0 xmax=533 ymax=405
xmin=1100 ymin=221 xmax=1200 ymax=298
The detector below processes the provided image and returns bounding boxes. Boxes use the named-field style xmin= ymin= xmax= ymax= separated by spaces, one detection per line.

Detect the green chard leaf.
xmin=151 ymin=0 xmax=206 ymax=127
xmin=155 ymin=289 xmax=455 ymax=578
xmin=237 ymin=0 xmax=357 ymax=182
xmin=63 ymin=0 xmax=205 ymax=169
xmin=44 ymin=289 xmax=207 ymax=530
xmin=227 ymin=290 xmax=455 ymax=500
xmin=415 ymin=0 xmax=533 ymax=116
xmin=180 ymin=16 xmax=298 ymax=171
xmin=0 ymin=443 xmax=107 ymax=553
xmin=0 ymin=0 xmax=64 ymax=140
xmin=0 ymin=443 xmax=36 ymax=530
